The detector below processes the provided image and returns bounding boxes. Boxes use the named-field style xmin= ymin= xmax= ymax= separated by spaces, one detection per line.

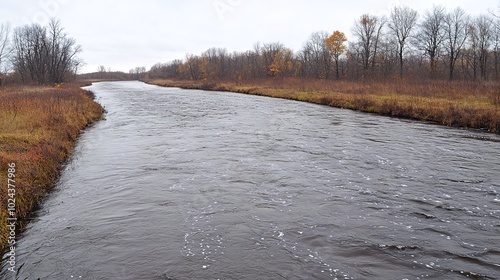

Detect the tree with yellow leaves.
xmin=325 ymin=30 xmax=347 ymax=79
xmin=269 ymin=48 xmax=293 ymax=77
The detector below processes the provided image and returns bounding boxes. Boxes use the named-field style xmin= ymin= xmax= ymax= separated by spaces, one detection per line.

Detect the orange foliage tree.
xmin=269 ymin=48 xmax=294 ymax=77
xmin=325 ymin=30 xmax=347 ymax=79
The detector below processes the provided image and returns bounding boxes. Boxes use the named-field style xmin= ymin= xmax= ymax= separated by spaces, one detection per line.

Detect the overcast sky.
xmin=1 ymin=0 xmax=498 ymax=73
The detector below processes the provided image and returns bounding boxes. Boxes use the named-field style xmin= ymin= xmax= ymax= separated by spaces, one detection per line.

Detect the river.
xmin=2 ymin=81 xmax=500 ymax=279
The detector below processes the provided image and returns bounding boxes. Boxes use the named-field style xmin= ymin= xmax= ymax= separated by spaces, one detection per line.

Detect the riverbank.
xmin=146 ymin=78 xmax=500 ymax=133
xmin=0 ymin=83 xmax=104 ymax=249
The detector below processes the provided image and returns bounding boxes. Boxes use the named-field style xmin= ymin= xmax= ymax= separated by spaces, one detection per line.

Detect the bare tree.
xmin=47 ymin=19 xmax=82 ymax=83
xmin=493 ymin=20 xmax=500 ymax=79
xmin=376 ymin=34 xmax=399 ymax=77
xmin=149 ymin=62 xmax=167 ymax=79
xmin=464 ymin=15 xmax=494 ymax=81
xmin=465 ymin=22 xmax=480 ymax=79
xmin=352 ymin=14 xmax=380 ymax=72
xmin=182 ymin=54 xmax=202 ymax=80
xmin=389 ymin=6 xmax=419 ymax=77
xmin=415 ymin=5 xmax=446 ymax=78
xmin=444 ymin=8 xmax=470 ymax=81
xmin=12 ymin=19 xmax=82 ymax=84
xmin=98 ymin=65 xmax=106 ymax=78
xmin=201 ymin=47 xmax=229 ymax=79
xmin=72 ymin=57 xmax=85 ymax=80
xmin=474 ymin=15 xmax=494 ymax=80
xmin=371 ymin=16 xmax=387 ymax=71
xmin=304 ymin=31 xmax=331 ymax=79
xmin=12 ymin=24 xmax=49 ymax=84
xmin=0 ymin=22 xmax=11 ymax=85
xmin=134 ymin=66 xmax=146 ymax=80
xmin=215 ymin=48 xmax=229 ymax=79
xmin=350 ymin=14 xmax=387 ymax=79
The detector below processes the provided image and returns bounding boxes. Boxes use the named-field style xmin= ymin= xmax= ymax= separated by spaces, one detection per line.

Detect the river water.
xmin=2 ymin=81 xmax=500 ymax=279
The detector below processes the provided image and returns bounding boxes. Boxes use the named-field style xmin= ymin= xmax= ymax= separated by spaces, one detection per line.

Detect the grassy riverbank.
xmin=146 ymin=78 xmax=500 ymax=133
xmin=0 ymin=83 xmax=104 ymax=249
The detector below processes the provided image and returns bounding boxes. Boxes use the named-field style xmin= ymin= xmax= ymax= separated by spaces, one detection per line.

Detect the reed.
xmin=0 ymin=83 xmax=104 ymax=249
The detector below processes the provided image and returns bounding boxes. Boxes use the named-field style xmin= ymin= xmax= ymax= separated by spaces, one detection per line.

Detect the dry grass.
xmin=146 ymin=78 xmax=500 ymax=133
xmin=0 ymin=83 xmax=104 ymax=248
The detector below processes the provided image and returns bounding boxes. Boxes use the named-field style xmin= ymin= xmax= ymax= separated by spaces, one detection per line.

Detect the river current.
xmin=2 ymin=81 xmax=499 ymax=279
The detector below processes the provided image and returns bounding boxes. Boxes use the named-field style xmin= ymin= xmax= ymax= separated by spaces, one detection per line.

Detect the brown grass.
xmin=0 ymin=83 xmax=104 ymax=249
xmin=146 ymin=78 xmax=500 ymax=133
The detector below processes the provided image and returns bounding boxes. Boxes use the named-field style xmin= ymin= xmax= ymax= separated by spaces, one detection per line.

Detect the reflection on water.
xmin=3 ymin=81 xmax=500 ymax=279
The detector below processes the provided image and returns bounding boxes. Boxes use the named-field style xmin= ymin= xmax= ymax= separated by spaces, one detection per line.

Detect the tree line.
xmin=149 ymin=5 xmax=500 ymax=82
xmin=0 ymin=19 xmax=82 ymax=85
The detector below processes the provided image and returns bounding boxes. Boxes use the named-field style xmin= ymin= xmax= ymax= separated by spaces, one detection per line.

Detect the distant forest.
xmin=146 ymin=5 xmax=500 ymax=83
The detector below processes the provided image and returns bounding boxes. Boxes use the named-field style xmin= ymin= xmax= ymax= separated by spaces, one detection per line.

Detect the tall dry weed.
xmin=0 ymin=84 xmax=104 ymax=248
